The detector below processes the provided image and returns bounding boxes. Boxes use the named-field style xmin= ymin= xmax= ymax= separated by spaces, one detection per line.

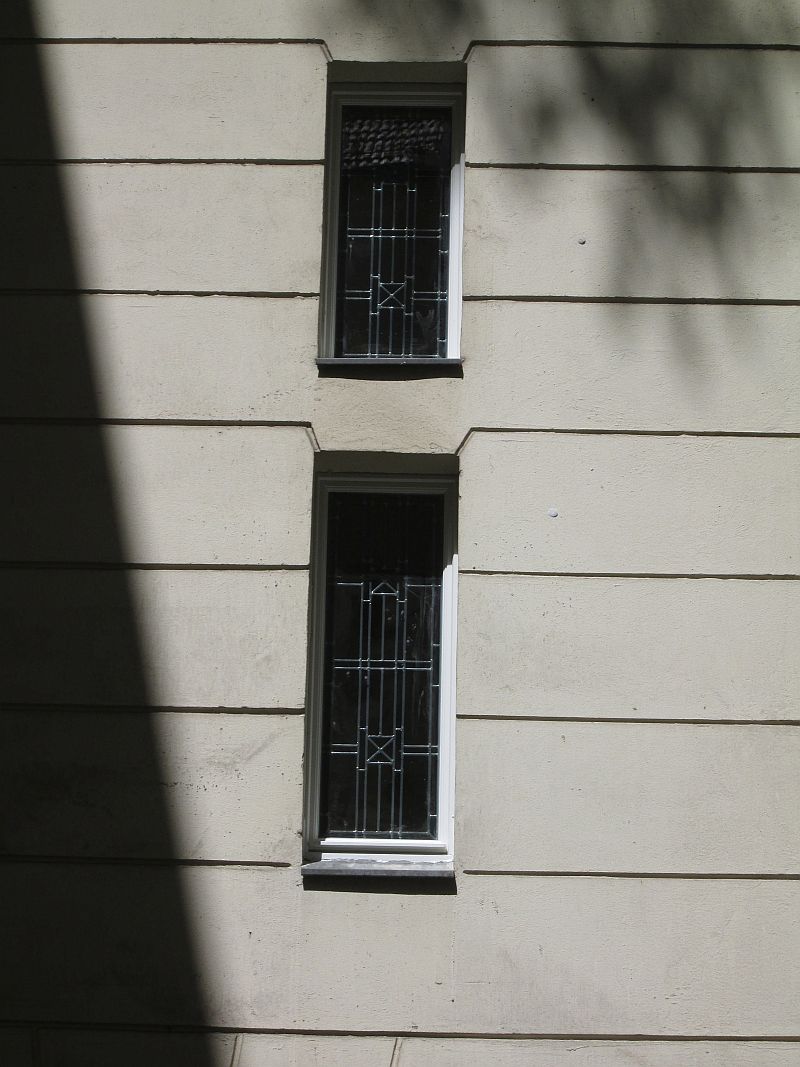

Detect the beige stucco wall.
xmin=2 ymin=2 xmax=799 ymax=1064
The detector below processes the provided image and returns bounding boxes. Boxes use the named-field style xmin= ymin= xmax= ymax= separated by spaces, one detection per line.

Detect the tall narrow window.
xmin=304 ymin=478 xmax=457 ymax=873
xmin=337 ymin=107 xmax=451 ymax=359
xmin=319 ymin=87 xmax=464 ymax=364
xmin=322 ymin=492 xmax=442 ymax=838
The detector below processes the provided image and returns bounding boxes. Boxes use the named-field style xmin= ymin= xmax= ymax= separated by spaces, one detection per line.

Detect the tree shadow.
xmin=0 ymin=2 xmax=215 ymax=1062
xmin=348 ymin=0 xmax=797 ymax=376
xmin=0 ymin=1 xmax=793 ymax=1058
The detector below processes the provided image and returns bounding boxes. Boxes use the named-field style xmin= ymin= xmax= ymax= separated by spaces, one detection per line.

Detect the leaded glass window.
xmin=319 ymin=492 xmax=444 ymax=840
xmin=320 ymin=86 xmax=464 ymax=363
xmin=336 ymin=107 xmax=451 ymax=359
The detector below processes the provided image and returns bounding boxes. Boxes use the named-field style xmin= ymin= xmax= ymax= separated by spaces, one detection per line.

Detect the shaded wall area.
xmin=0 ymin=2 xmax=216 ymax=1063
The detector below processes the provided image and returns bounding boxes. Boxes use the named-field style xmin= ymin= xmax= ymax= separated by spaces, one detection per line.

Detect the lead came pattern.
xmin=336 ymin=107 xmax=451 ymax=359
xmin=321 ymin=494 xmax=443 ymax=839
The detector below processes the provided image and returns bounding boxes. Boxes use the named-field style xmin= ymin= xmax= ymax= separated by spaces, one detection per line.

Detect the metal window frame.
xmin=318 ymin=84 xmax=465 ymax=364
xmin=302 ymin=475 xmax=458 ymax=869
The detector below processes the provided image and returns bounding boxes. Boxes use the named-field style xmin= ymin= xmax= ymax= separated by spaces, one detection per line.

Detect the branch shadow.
xmin=348 ymin=0 xmax=797 ymax=375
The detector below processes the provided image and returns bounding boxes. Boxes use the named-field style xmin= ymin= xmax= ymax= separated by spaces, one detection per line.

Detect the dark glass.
xmin=411 ymin=299 xmax=438 ymax=355
xmin=319 ymin=492 xmax=443 ymax=839
xmin=415 ymin=176 xmax=444 ymax=231
xmin=400 ymin=754 xmax=435 ymax=836
xmin=346 ymin=174 xmax=373 ymax=228
xmin=326 ymin=752 xmax=357 ymax=833
xmin=344 ymin=235 xmax=371 ymax=290
xmin=342 ymin=298 xmax=369 ymax=355
xmin=411 ymin=236 xmax=440 ymax=294
xmin=327 ymin=665 xmax=359 ymax=745
xmin=335 ymin=106 xmax=451 ymax=358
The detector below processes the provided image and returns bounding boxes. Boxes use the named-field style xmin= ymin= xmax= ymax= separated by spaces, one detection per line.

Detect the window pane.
xmin=335 ymin=107 xmax=451 ymax=359
xmin=346 ymin=173 xmax=374 ymax=229
xmin=343 ymin=235 xmax=372 ymax=291
xmin=319 ymin=492 xmax=443 ymax=839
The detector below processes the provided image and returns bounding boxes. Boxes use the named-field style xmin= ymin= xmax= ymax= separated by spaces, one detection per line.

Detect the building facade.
xmin=3 ymin=1 xmax=800 ymax=1064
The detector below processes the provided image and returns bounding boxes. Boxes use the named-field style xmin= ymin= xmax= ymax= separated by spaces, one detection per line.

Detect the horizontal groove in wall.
xmin=0 ymin=288 xmax=319 ymax=298
xmin=3 ymin=290 xmax=798 ymax=305
xmin=8 ymin=570 xmax=795 ymax=582
xmin=2 ymin=160 xmax=793 ymax=172
xmin=465 ymin=40 xmax=800 ymax=55
xmin=457 ymin=713 xmax=800 ymax=727
xmin=3 ymin=704 xmax=305 ymax=715
xmin=2 ymin=1021 xmax=799 ymax=1042
xmin=2 ymin=421 xmax=322 ymax=455
xmin=0 ymin=561 xmax=309 ymax=572
xmin=463 ymin=870 xmax=800 ymax=881
xmin=466 ymin=162 xmax=800 ymax=174
xmin=0 ymin=158 xmax=325 ymax=166
xmin=2 ymin=37 xmax=797 ymax=52
xmin=463 ymin=294 xmax=800 ymax=306
xmin=0 ymin=417 xmax=316 ymax=428
xmin=6 ymin=854 xmax=796 ymax=880
xmin=3 ymin=420 xmax=797 ymax=439
xmin=456 ymin=427 xmax=800 ymax=449
xmin=0 ymin=37 xmax=329 ymax=46
xmin=460 ymin=569 xmax=800 ymax=580
xmin=10 ymin=566 xmax=789 ymax=579
xmin=0 ymin=855 xmax=292 ymax=869
xmin=0 ymin=416 xmax=321 ymax=450
xmin=9 ymin=708 xmax=795 ymax=726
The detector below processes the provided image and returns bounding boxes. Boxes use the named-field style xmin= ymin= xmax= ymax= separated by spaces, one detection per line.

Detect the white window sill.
xmin=301 ymin=857 xmax=455 ymax=879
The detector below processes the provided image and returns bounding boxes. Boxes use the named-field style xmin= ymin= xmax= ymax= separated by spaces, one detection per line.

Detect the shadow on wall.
xmin=0 ymin=0 xmax=793 ymax=1057
xmin=0 ymin=1 xmax=215 ymax=1061
xmin=350 ymin=0 xmax=796 ymax=364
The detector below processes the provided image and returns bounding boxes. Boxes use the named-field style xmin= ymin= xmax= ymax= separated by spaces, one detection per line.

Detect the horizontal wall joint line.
xmin=0 ymin=158 xmax=325 ymax=166
xmin=2 ymin=1020 xmax=799 ymax=1042
xmin=0 ymin=561 xmax=309 ymax=572
xmin=0 ymin=417 xmax=316 ymax=428
xmin=2 ymin=36 xmax=798 ymax=51
xmin=3 ymin=159 xmax=791 ymax=172
xmin=11 ymin=421 xmax=797 ymax=438
xmin=0 ymin=37 xmax=330 ymax=45
xmin=462 ymin=869 xmax=800 ymax=880
xmin=0 ymin=414 xmax=325 ymax=445
xmin=0 ymin=855 xmax=293 ymax=869
xmin=459 ymin=569 xmax=800 ymax=580
xmin=0 ymin=36 xmax=797 ymax=52
xmin=2 ymin=703 xmax=305 ymax=716
xmin=6 ymin=291 xmax=792 ymax=305
xmin=463 ymin=294 xmax=800 ymax=306
xmin=466 ymin=162 xmax=800 ymax=174
xmin=0 ymin=288 xmax=319 ymax=298
xmin=463 ymin=39 xmax=800 ymax=56
xmin=457 ymin=713 xmax=800 ymax=727
xmin=456 ymin=427 xmax=800 ymax=449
